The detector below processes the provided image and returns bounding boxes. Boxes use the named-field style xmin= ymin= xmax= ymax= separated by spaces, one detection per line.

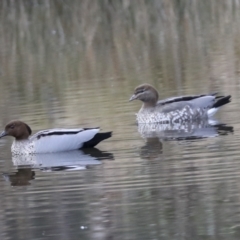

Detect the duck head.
xmin=129 ymin=84 xmax=159 ymax=107
xmin=0 ymin=120 xmax=32 ymax=140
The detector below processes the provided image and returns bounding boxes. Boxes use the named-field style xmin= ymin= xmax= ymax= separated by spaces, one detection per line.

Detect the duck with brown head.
xmin=129 ymin=83 xmax=231 ymax=124
xmin=0 ymin=120 xmax=112 ymax=154
xmin=129 ymin=84 xmax=159 ymax=108
xmin=0 ymin=120 xmax=32 ymax=140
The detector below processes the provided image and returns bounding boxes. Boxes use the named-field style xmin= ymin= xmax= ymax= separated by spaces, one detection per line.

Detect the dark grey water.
xmin=0 ymin=1 xmax=240 ymax=240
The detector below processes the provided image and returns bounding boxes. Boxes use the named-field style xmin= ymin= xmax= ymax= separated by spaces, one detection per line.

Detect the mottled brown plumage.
xmin=129 ymin=83 xmax=231 ymax=123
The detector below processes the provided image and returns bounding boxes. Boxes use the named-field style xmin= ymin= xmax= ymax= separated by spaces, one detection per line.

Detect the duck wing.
xmin=30 ymin=128 xmax=100 ymax=153
xmin=157 ymin=94 xmax=231 ymax=116
xmin=157 ymin=93 xmax=218 ymax=106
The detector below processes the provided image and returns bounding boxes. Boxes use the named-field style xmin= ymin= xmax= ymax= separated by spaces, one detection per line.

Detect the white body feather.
xmin=207 ymin=108 xmax=219 ymax=117
xmin=12 ymin=128 xmax=100 ymax=154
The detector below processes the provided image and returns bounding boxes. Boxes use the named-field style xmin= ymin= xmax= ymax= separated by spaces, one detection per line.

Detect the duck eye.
xmin=137 ymin=89 xmax=145 ymax=94
xmin=10 ymin=124 xmax=15 ymax=129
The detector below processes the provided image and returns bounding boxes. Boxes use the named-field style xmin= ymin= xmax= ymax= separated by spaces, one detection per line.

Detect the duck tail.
xmin=212 ymin=95 xmax=231 ymax=108
xmin=82 ymin=132 xmax=112 ymax=148
xmin=208 ymin=95 xmax=231 ymax=117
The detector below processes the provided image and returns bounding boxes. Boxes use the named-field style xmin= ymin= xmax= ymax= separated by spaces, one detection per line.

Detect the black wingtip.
xmin=212 ymin=95 xmax=231 ymax=108
xmin=81 ymin=132 xmax=112 ymax=148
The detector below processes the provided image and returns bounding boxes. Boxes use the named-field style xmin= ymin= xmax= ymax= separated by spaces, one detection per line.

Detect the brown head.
xmin=0 ymin=120 xmax=32 ymax=140
xmin=129 ymin=84 xmax=159 ymax=107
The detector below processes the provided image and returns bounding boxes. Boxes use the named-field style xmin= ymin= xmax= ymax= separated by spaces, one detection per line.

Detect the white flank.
xmin=207 ymin=108 xmax=219 ymax=117
xmin=32 ymin=128 xmax=99 ymax=153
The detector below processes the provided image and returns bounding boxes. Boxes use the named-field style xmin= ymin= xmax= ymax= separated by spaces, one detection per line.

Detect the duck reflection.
xmin=139 ymin=120 xmax=233 ymax=159
xmin=140 ymin=138 xmax=163 ymax=159
xmin=3 ymin=148 xmax=113 ymax=185
xmin=3 ymin=168 xmax=35 ymax=186
xmin=138 ymin=120 xmax=233 ymax=141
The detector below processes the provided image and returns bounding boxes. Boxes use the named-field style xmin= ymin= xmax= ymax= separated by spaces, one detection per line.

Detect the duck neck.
xmin=14 ymin=138 xmax=30 ymax=143
xmin=15 ymin=135 xmax=30 ymax=141
xmin=142 ymin=101 xmax=157 ymax=109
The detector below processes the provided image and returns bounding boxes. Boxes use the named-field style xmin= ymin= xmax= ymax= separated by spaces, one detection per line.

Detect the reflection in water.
xmin=140 ymin=138 xmax=163 ymax=160
xmin=11 ymin=148 xmax=113 ymax=170
xmin=138 ymin=119 xmax=233 ymax=141
xmin=0 ymin=1 xmax=239 ymax=239
xmin=3 ymin=149 xmax=113 ymax=186
xmin=3 ymin=168 xmax=35 ymax=186
xmin=139 ymin=120 xmax=233 ymax=160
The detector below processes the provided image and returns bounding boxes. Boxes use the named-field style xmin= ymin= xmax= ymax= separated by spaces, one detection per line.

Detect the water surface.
xmin=0 ymin=1 xmax=240 ymax=240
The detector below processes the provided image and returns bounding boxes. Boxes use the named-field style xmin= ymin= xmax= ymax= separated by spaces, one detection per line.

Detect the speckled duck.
xmin=129 ymin=84 xmax=231 ymax=124
xmin=0 ymin=120 xmax=112 ymax=154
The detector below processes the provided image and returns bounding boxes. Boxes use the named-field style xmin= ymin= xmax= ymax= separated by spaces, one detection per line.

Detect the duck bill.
xmin=0 ymin=131 xmax=8 ymax=138
xmin=129 ymin=94 xmax=137 ymax=101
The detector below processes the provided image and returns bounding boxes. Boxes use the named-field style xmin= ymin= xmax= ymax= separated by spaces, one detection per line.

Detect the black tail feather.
xmin=81 ymin=132 xmax=112 ymax=148
xmin=212 ymin=95 xmax=231 ymax=108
